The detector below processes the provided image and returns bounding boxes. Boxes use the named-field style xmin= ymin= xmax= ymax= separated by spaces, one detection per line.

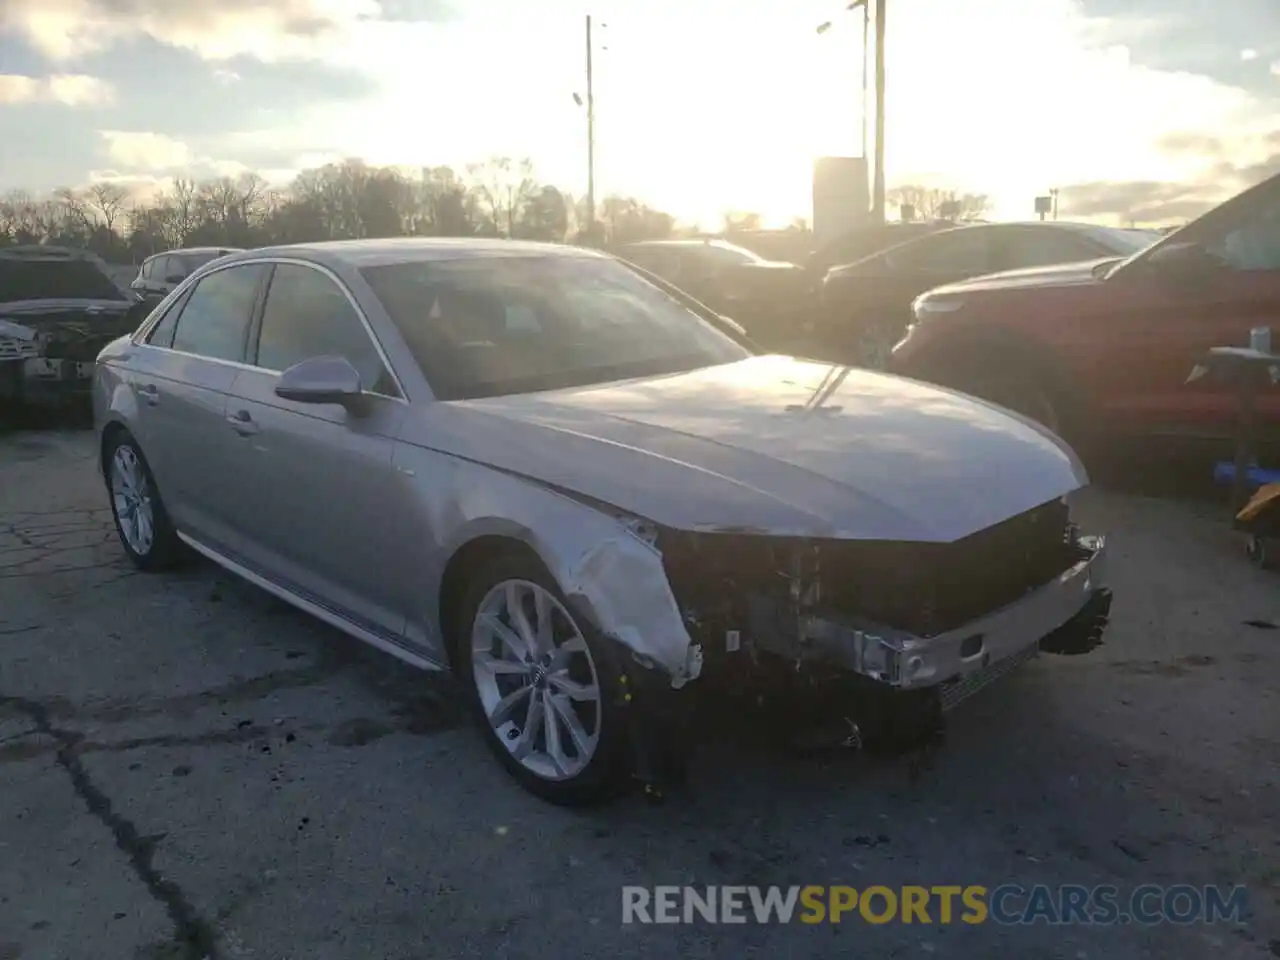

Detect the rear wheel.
xmin=104 ymin=432 xmax=183 ymax=571
xmin=458 ymin=552 xmax=631 ymax=805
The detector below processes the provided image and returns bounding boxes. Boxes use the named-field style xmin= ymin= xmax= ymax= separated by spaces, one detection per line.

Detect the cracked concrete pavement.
xmin=0 ymin=428 xmax=1278 ymax=960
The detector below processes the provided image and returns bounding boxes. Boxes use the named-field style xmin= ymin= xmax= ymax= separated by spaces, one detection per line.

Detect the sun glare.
xmin=274 ymin=0 xmax=1270 ymax=226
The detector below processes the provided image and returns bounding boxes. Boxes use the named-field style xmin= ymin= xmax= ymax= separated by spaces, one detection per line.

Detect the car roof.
xmin=156 ymin=246 xmax=244 ymax=257
xmin=219 ymin=237 xmax=606 ymax=270
xmin=622 ymin=239 xmax=736 ymax=249
xmin=0 ymin=244 xmax=104 ymax=261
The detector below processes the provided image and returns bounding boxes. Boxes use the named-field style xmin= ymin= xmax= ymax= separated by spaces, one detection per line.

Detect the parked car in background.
xmin=130 ymin=246 xmax=242 ymax=306
xmin=804 ymin=220 xmax=955 ymax=278
xmin=616 ymin=239 xmax=809 ymax=347
xmin=890 ymin=171 xmax=1280 ymax=450
xmin=815 ymin=221 xmax=1161 ymax=366
xmin=1 ymin=245 xmax=146 ymax=413
xmin=93 ymin=237 xmax=1109 ymax=805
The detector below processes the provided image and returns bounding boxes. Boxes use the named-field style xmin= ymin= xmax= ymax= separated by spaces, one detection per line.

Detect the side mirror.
xmin=275 ymin=356 xmax=366 ymax=410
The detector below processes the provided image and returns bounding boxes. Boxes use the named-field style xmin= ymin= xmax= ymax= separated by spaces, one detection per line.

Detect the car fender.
xmin=401 ymin=446 xmax=698 ymax=685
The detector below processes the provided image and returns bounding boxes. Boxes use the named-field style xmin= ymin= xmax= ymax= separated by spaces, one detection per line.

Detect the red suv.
xmin=889 ymin=172 xmax=1280 ymax=451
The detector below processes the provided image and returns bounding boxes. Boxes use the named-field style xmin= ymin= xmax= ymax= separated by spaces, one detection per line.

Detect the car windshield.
xmin=1088 ymin=227 xmax=1162 ymax=255
xmin=360 ymin=254 xmax=752 ymax=401
xmin=0 ymin=257 xmax=128 ymax=303
xmin=699 ymin=241 xmax=766 ymax=264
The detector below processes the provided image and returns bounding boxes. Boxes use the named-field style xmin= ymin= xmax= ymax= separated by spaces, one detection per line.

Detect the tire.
xmin=965 ymin=372 xmax=1064 ymax=437
xmin=103 ymin=431 xmax=183 ymax=572
xmin=456 ymin=551 xmax=631 ymax=806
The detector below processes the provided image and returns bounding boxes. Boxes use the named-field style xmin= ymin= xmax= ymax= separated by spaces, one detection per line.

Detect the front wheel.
xmin=458 ymin=553 xmax=631 ymax=805
xmin=966 ymin=374 xmax=1063 ymax=436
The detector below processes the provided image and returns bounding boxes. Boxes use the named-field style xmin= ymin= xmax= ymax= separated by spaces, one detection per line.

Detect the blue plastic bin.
xmin=1214 ymin=461 xmax=1280 ymax=488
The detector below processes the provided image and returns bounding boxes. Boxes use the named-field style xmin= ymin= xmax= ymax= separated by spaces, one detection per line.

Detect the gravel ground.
xmin=0 ymin=428 xmax=1277 ymax=960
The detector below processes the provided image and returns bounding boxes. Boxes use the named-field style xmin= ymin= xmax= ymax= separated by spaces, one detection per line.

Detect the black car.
xmin=616 ymin=239 xmax=809 ymax=348
xmin=0 ymin=245 xmax=147 ymax=410
xmin=814 ymin=221 xmax=1161 ymax=366
xmin=804 ymin=220 xmax=955 ymax=277
xmin=130 ymin=246 xmax=242 ymax=306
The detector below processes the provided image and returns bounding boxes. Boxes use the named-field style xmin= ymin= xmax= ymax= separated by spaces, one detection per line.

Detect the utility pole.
xmin=871 ymin=0 xmax=886 ymax=224
xmin=860 ymin=0 xmax=869 ymax=160
xmin=585 ymin=14 xmax=596 ymax=238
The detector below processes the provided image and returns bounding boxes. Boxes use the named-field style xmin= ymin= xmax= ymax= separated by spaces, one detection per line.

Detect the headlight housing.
xmin=911 ymin=295 xmax=964 ymax=322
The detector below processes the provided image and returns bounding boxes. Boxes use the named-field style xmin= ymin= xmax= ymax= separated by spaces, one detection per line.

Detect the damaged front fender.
xmin=414 ymin=450 xmax=700 ymax=686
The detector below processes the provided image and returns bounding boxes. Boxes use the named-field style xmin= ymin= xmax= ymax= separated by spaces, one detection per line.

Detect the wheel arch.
xmin=98 ymin=418 xmax=132 ymax=477
xmin=437 ymin=530 xmax=546 ymax=673
xmin=905 ymin=324 xmax=1090 ymax=430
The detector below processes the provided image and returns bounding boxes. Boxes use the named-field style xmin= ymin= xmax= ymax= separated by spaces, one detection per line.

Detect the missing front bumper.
xmin=796 ymin=535 xmax=1109 ymax=690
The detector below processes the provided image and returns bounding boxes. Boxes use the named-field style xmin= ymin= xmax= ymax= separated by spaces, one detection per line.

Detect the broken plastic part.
xmin=560 ymin=532 xmax=701 ymax=687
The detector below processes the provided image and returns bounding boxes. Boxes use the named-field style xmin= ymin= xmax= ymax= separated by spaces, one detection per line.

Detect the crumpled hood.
xmin=414 ymin=356 xmax=1088 ymax=543
xmin=922 ymin=258 xmax=1113 ymax=298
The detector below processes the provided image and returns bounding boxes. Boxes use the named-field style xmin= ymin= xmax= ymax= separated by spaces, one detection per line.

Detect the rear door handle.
xmin=227 ymin=409 xmax=259 ymax=436
xmin=138 ymin=383 xmax=159 ymax=406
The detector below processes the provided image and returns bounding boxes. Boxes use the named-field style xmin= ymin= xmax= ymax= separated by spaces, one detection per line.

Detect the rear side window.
xmin=169 ymin=264 xmax=267 ymax=362
xmin=887 ymin=229 xmax=994 ymax=273
xmin=253 ymin=263 xmax=398 ymax=396
xmin=995 ymin=228 xmax=1096 ymax=271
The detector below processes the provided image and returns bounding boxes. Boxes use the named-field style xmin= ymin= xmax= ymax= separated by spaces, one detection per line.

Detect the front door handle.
xmin=227 ymin=409 xmax=259 ymax=436
xmin=138 ymin=383 xmax=159 ymax=406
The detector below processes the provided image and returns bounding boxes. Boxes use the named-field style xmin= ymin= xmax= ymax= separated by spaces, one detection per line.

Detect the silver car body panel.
xmin=95 ymin=239 xmax=1101 ymax=689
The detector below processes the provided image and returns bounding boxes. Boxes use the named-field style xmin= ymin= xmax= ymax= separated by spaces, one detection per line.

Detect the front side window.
xmin=144 ymin=289 xmax=191 ymax=348
xmin=254 ymin=263 xmax=397 ymax=396
xmin=169 ymin=264 xmax=267 ymax=362
xmin=1206 ymin=199 xmax=1280 ymax=272
xmin=361 ymin=254 xmax=750 ymax=400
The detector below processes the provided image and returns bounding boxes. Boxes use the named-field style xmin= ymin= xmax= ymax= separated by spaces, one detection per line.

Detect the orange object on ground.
xmin=1236 ymin=483 xmax=1280 ymax=525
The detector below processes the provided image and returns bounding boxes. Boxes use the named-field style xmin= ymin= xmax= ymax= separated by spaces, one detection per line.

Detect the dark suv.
xmin=130 ymin=247 xmax=242 ymax=305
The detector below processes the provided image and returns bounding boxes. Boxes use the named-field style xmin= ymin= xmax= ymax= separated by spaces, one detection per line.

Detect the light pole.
xmin=816 ymin=0 xmax=870 ymax=161
xmin=573 ymin=16 xmax=606 ymax=242
xmin=586 ymin=14 xmax=595 ymax=235
xmin=871 ymin=0 xmax=886 ymax=224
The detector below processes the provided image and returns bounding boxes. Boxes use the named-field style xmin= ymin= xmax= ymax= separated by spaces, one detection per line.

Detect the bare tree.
xmin=888 ymin=185 xmax=990 ymax=221
xmin=87 ymin=182 xmax=129 ymax=233
xmin=54 ymin=187 xmax=96 ymax=234
xmin=467 ymin=156 xmax=538 ymax=238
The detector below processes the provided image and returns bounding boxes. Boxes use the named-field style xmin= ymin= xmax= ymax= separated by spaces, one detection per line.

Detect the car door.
xmin=1095 ymin=187 xmax=1280 ymax=434
xmin=124 ymin=262 xmax=270 ymax=550
xmin=221 ymin=260 xmax=411 ymax=640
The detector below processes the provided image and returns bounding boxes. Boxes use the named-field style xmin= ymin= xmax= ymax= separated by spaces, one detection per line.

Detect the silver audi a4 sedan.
xmin=93 ymin=238 xmax=1112 ymax=805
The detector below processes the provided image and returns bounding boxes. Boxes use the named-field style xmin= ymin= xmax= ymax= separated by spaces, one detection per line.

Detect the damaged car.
xmin=92 ymin=238 xmax=1112 ymax=806
xmin=2 ymin=245 xmax=148 ymax=413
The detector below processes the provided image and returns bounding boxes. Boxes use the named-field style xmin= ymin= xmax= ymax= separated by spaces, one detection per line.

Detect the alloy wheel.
xmin=470 ymin=579 xmax=602 ymax=782
xmin=110 ymin=445 xmax=155 ymax=556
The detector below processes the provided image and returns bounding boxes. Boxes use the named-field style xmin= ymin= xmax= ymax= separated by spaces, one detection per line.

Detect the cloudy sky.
xmin=0 ymin=0 xmax=1277 ymax=226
